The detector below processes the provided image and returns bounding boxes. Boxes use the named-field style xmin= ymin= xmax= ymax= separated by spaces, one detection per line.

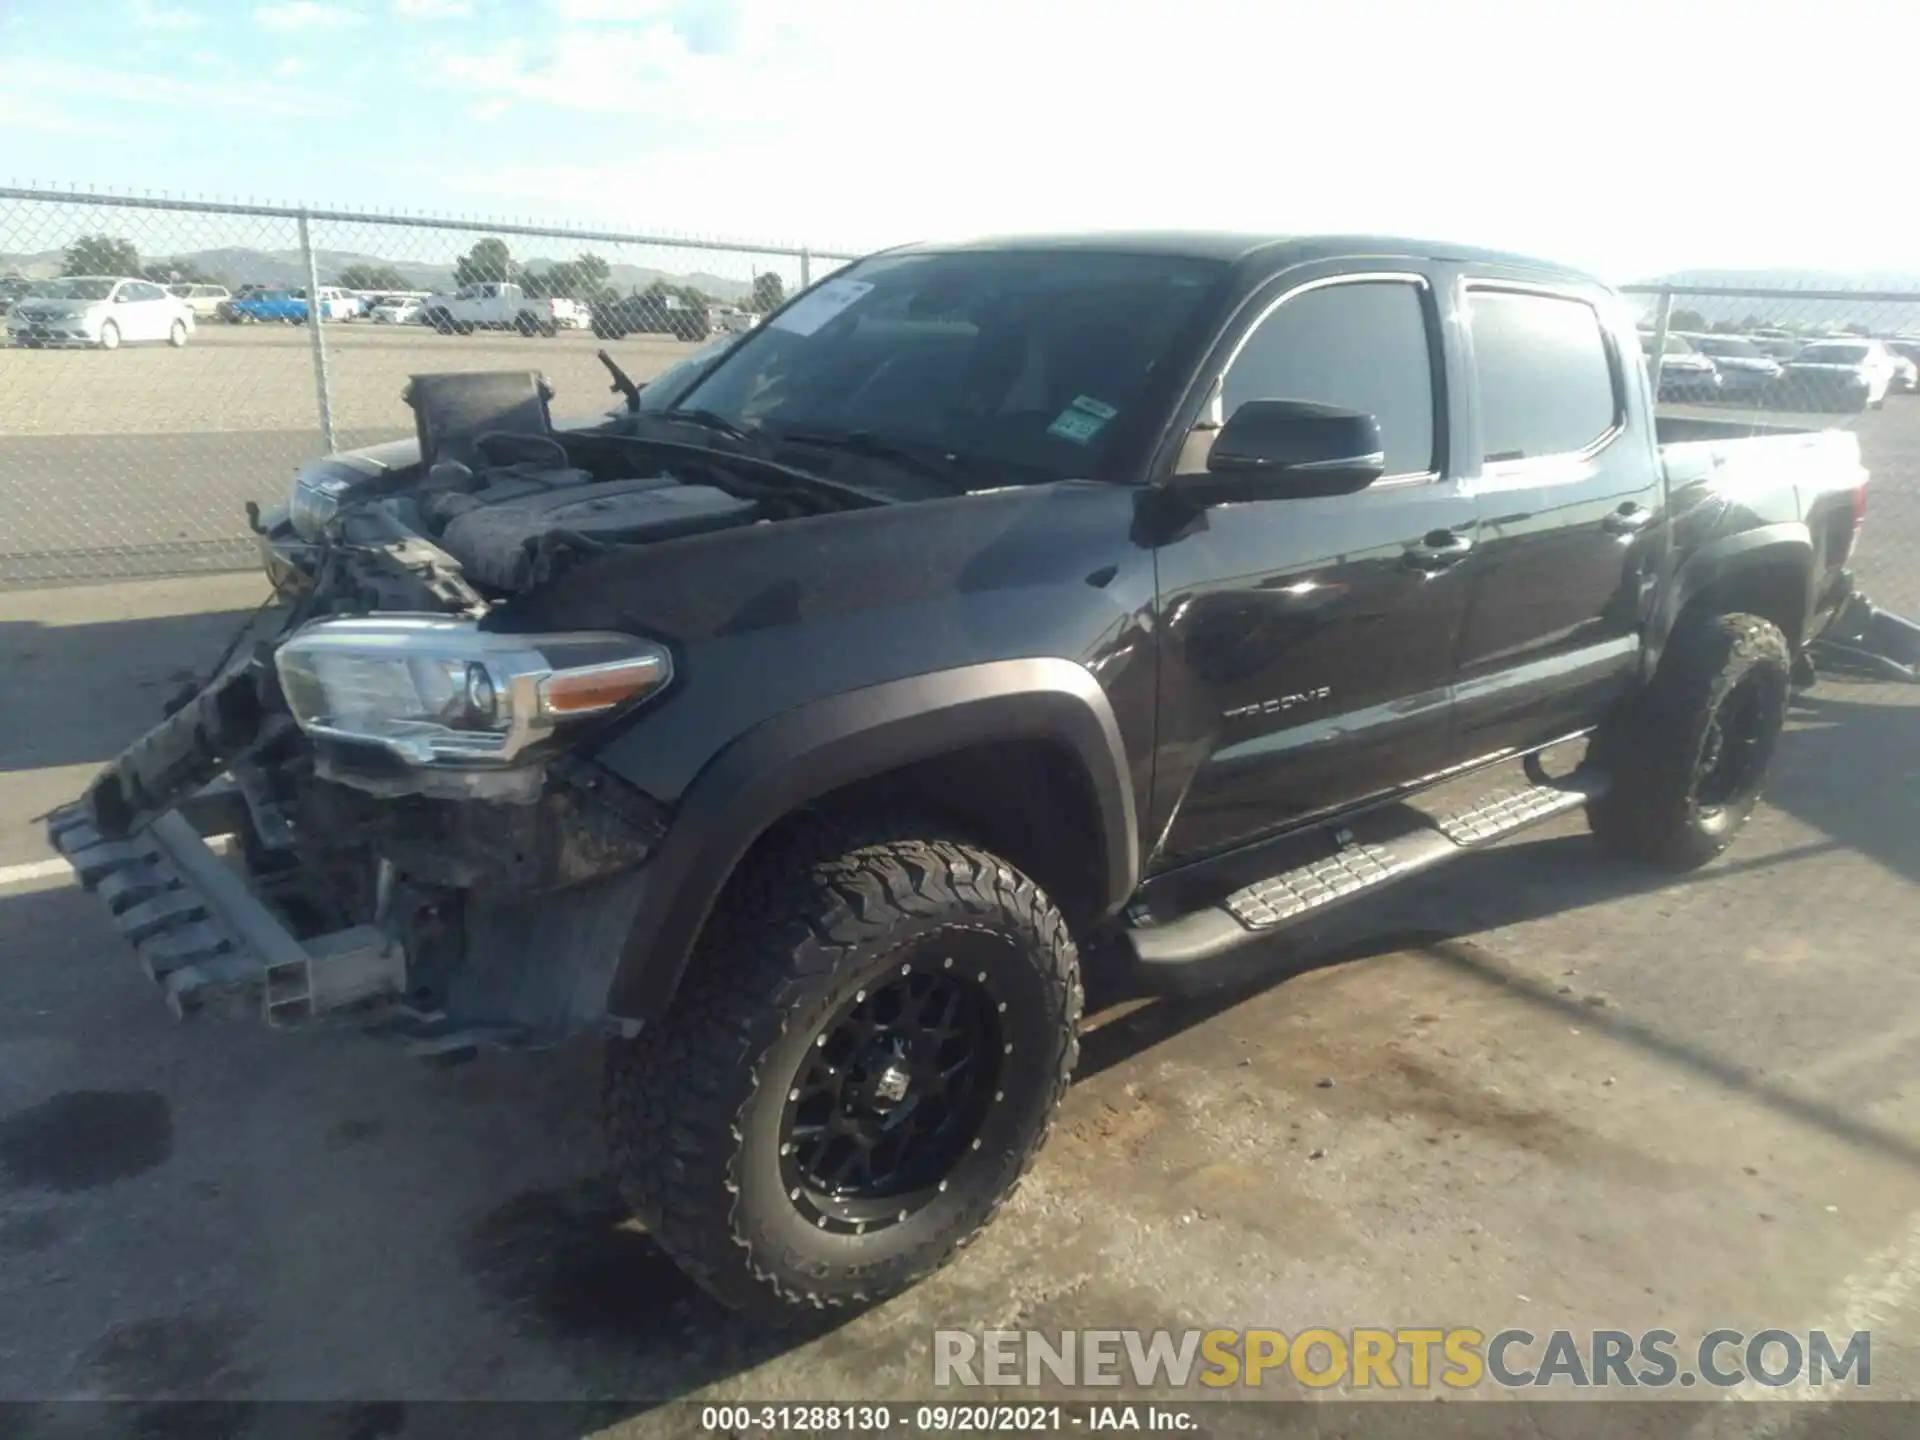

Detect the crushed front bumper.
xmin=47 ymin=798 xmax=406 ymax=1026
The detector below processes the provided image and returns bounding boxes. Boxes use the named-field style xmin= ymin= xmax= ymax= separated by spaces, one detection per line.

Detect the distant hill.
xmin=0 ymin=246 xmax=755 ymax=301
xmin=1627 ymin=268 xmax=1920 ymax=333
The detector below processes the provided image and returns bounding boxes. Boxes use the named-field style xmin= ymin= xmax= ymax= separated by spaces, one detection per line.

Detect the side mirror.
xmin=1171 ymin=399 xmax=1386 ymax=503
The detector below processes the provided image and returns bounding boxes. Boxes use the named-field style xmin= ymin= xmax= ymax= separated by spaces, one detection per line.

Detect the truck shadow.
xmin=1080 ymin=680 xmax=1920 ymax=1176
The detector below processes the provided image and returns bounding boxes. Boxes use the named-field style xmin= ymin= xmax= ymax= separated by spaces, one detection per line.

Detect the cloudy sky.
xmin=3 ymin=0 xmax=1913 ymax=281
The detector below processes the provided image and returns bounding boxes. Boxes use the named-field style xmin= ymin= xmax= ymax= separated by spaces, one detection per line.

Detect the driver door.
xmin=1150 ymin=269 xmax=1479 ymax=868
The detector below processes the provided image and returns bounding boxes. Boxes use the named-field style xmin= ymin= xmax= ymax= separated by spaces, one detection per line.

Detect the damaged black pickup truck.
xmin=52 ymin=234 xmax=1871 ymax=1316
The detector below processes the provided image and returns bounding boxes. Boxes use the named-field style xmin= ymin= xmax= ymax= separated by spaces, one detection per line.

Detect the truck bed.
xmin=1657 ymin=412 xmax=1865 ymax=508
xmin=1656 ymin=413 xmax=1867 ymax=641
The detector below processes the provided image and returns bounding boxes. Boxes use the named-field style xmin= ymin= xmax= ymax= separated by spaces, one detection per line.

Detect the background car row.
xmin=1638 ymin=329 xmax=1920 ymax=411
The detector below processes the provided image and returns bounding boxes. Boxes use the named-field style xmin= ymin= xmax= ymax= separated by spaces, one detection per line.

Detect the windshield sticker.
xmin=770 ymin=278 xmax=875 ymax=337
xmin=1047 ymin=394 xmax=1118 ymax=445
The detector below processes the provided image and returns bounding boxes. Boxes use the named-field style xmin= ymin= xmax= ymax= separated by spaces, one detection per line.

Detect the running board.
xmin=1122 ymin=770 xmax=1609 ymax=973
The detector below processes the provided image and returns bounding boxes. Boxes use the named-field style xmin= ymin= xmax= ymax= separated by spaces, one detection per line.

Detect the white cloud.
xmin=0 ymin=92 xmax=125 ymax=139
xmin=129 ymin=0 xmax=207 ymax=28
xmin=551 ymin=0 xmax=673 ymax=20
xmin=274 ymin=55 xmax=307 ymax=76
xmin=11 ymin=59 xmax=353 ymax=120
xmin=396 ymin=0 xmax=472 ymax=16
xmin=255 ymin=1 xmax=367 ymax=29
xmin=420 ymin=0 xmax=1920 ymax=276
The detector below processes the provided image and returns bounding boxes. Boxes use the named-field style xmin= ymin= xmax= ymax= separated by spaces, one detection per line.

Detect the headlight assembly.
xmin=273 ymin=615 xmax=672 ymax=767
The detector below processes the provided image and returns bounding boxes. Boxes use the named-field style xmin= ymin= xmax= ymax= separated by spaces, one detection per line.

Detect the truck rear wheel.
xmin=1587 ymin=612 xmax=1790 ymax=870
xmin=604 ymin=821 xmax=1081 ymax=1315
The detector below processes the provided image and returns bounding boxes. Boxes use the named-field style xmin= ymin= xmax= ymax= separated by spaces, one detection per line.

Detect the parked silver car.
xmin=1678 ymin=333 xmax=1783 ymax=398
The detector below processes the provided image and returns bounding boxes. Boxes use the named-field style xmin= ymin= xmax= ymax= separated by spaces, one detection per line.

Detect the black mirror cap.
xmin=1172 ymin=399 xmax=1386 ymax=503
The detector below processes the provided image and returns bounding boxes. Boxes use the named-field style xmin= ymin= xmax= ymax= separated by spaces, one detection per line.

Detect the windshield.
xmin=1796 ymin=343 xmax=1869 ymax=364
xmin=30 ymin=279 xmax=116 ymax=301
xmin=1695 ymin=337 xmax=1761 ymax=358
xmin=674 ymin=249 xmax=1228 ymax=481
xmin=638 ymin=335 xmax=740 ymax=412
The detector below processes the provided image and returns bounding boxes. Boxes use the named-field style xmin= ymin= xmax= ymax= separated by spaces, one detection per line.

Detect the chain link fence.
xmin=1625 ymin=281 xmax=1920 ymax=617
xmin=0 ymin=186 xmax=854 ymax=587
xmin=3 ymin=187 xmax=1916 ymax=616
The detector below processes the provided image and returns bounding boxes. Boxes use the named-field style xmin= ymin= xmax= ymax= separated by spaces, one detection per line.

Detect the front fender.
xmin=601 ymin=658 xmax=1137 ymax=1026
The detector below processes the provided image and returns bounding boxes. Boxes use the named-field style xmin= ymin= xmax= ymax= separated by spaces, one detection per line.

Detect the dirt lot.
xmin=0 ymin=321 xmax=696 ymax=437
xmin=0 ymin=325 xmax=705 ymax=585
xmin=1 ymin=322 xmax=1918 ymax=614
xmin=0 ymin=574 xmax=1917 ymax=1436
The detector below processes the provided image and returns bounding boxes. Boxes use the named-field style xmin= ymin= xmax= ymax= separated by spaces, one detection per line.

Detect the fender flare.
xmin=601 ymin=657 xmax=1139 ymax=1025
xmin=1653 ymin=522 xmax=1814 ymax=662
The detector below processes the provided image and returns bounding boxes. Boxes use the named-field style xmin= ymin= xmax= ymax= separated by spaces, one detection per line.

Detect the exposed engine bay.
xmin=276 ymin=368 xmax=870 ymax=610
xmin=63 ymin=369 xmax=881 ymax=1044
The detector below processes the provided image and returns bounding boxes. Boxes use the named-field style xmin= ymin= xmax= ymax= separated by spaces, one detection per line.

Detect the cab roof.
xmin=882 ymin=231 xmax=1597 ymax=284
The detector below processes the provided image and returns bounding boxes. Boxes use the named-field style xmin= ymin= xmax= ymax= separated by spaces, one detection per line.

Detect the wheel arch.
xmin=1660 ymin=524 xmax=1815 ymax=661
xmin=601 ymin=658 xmax=1138 ymax=1026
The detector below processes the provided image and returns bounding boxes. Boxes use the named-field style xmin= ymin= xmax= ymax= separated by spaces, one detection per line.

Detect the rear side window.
xmin=1468 ymin=290 xmax=1619 ymax=463
xmin=1223 ymin=280 xmax=1438 ymax=478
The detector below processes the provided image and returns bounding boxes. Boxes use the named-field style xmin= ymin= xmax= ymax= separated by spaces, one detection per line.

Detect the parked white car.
xmin=419 ymin=282 xmax=590 ymax=336
xmin=1778 ymin=339 xmax=1897 ymax=412
xmin=8 ymin=276 xmax=195 ymax=350
xmin=369 ymin=296 xmax=424 ymax=325
xmin=167 ymin=282 xmax=231 ymax=319
xmin=309 ymin=287 xmax=362 ymax=323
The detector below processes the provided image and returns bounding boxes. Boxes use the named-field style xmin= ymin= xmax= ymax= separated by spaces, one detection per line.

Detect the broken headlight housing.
xmin=274 ymin=616 xmax=672 ymax=767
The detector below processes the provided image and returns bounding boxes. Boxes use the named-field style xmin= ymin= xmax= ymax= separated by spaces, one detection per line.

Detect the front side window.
xmin=32 ymin=279 xmax=116 ymax=301
xmin=1469 ymin=290 xmax=1619 ymax=464
xmin=1221 ymin=280 xmax=1439 ymax=478
xmin=676 ymin=249 xmax=1227 ymax=483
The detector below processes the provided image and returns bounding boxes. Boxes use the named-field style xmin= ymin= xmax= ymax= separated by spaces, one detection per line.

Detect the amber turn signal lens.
xmin=537 ymin=656 xmax=670 ymax=717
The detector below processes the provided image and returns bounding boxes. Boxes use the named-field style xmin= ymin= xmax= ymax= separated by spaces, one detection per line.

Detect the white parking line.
xmin=0 ymin=857 xmax=73 ymax=888
xmin=1686 ymin=1209 xmax=1920 ymax=1433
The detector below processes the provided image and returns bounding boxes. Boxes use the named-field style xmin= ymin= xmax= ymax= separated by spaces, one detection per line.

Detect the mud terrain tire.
xmin=1588 ymin=612 xmax=1791 ymax=870
xmin=605 ymin=820 xmax=1081 ymax=1316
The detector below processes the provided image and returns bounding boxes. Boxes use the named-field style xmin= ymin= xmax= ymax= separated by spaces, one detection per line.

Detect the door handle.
xmin=1403 ymin=529 xmax=1475 ymax=571
xmin=1603 ymin=503 xmax=1654 ymax=535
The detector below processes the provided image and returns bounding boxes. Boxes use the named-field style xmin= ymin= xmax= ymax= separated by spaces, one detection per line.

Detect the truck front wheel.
xmin=1587 ymin=612 xmax=1791 ymax=870
xmin=604 ymin=821 xmax=1082 ymax=1315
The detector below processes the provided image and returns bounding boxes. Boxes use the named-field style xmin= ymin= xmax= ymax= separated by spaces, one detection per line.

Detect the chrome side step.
xmin=1123 ymin=771 xmax=1607 ymax=973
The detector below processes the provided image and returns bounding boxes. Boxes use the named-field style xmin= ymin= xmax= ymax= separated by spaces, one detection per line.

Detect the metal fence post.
xmin=1647 ymin=288 xmax=1674 ymax=400
xmin=800 ymin=247 xmax=812 ymax=289
xmin=297 ymin=210 xmax=337 ymax=453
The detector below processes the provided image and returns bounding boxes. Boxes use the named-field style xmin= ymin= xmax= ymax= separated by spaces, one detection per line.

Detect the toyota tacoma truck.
xmin=50 ymin=234 xmax=1870 ymax=1317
